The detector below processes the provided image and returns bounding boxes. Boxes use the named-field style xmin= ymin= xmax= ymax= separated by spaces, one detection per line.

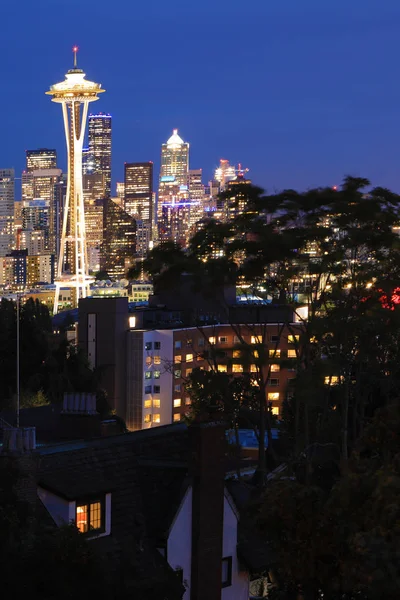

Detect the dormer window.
xmin=76 ymin=498 xmax=105 ymax=534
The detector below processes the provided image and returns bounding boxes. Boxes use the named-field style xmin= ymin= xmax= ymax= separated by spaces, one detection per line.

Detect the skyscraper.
xmin=214 ymin=159 xmax=236 ymax=190
xmin=101 ymin=198 xmax=136 ymax=280
xmin=26 ymin=149 xmax=57 ymax=172
xmin=46 ymin=47 xmax=105 ymax=313
xmin=124 ymin=162 xmax=153 ymax=256
xmin=21 ymin=199 xmax=51 ymax=252
xmin=88 ymin=113 xmax=112 ymax=198
xmin=0 ymin=169 xmax=15 ymax=257
xmin=158 ymin=129 xmax=189 ymax=221
xmin=188 ymin=168 xmax=205 ymax=228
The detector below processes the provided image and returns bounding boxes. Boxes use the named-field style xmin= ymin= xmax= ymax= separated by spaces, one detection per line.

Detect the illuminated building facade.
xmin=26 ymin=254 xmax=55 ymax=286
xmin=83 ymin=172 xmax=106 ymax=201
xmin=21 ymin=199 xmax=51 ymax=252
xmin=84 ymin=198 xmax=104 ymax=272
xmin=26 ymin=149 xmax=57 ymax=172
xmin=188 ymin=168 xmax=205 ymax=229
xmin=0 ymin=250 xmax=27 ymax=289
xmin=0 ymin=169 xmax=15 ymax=257
xmin=214 ymin=159 xmax=236 ymax=190
xmin=46 ymin=48 xmax=105 ymax=313
xmin=116 ymin=182 xmax=125 ymax=201
xmin=158 ymin=129 xmax=189 ymax=224
xmin=124 ymin=162 xmax=153 ymax=256
xmin=88 ymin=113 xmax=112 ymax=198
xmin=101 ymin=198 xmax=136 ymax=280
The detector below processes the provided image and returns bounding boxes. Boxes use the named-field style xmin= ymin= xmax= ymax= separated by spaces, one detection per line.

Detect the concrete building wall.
xmin=78 ymin=297 xmax=129 ymax=420
xmin=167 ymin=487 xmax=192 ymax=599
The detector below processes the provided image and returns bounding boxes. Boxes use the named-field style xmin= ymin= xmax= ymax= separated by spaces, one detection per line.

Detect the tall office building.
xmin=26 ymin=149 xmax=57 ymax=172
xmin=125 ymin=162 xmax=153 ymax=256
xmin=88 ymin=113 xmax=112 ymax=198
xmin=21 ymin=199 xmax=50 ymax=230
xmin=214 ymin=159 xmax=236 ymax=190
xmin=158 ymin=129 xmax=189 ymax=220
xmin=0 ymin=169 xmax=15 ymax=257
xmin=84 ymin=198 xmax=104 ymax=273
xmin=101 ymin=198 xmax=136 ymax=280
xmin=188 ymin=168 xmax=205 ymax=228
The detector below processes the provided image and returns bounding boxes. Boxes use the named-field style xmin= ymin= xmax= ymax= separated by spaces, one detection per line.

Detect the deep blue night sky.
xmin=2 ymin=0 xmax=400 ymax=196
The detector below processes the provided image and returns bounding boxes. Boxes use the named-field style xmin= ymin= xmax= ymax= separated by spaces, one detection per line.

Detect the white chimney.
xmin=2 ymin=427 xmax=36 ymax=452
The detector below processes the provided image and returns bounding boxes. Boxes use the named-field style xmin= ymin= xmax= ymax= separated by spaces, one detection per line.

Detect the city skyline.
xmin=1 ymin=1 xmax=400 ymax=194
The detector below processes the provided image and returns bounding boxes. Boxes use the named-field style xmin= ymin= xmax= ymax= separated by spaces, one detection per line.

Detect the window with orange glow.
xmin=76 ymin=500 xmax=103 ymax=534
xmin=269 ymin=349 xmax=281 ymax=358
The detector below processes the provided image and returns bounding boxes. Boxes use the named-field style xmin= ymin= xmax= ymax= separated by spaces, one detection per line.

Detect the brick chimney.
xmin=59 ymin=393 xmax=101 ymax=440
xmin=189 ymin=422 xmax=225 ymax=600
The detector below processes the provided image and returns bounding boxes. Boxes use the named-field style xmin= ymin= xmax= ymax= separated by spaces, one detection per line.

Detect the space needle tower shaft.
xmin=46 ymin=47 xmax=105 ymax=314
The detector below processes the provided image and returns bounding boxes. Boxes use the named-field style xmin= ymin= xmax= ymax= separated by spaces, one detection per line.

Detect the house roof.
xmin=37 ymin=424 xmax=189 ymax=599
xmin=137 ymin=458 xmax=190 ymax=542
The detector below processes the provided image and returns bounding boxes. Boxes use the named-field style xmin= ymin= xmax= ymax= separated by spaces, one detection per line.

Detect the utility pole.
xmin=16 ymin=294 xmax=20 ymax=428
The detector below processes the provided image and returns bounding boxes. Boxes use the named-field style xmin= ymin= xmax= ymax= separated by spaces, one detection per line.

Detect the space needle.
xmin=46 ymin=47 xmax=105 ymax=314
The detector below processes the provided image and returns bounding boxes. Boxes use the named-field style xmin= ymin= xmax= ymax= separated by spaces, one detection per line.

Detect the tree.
xmin=254 ymin=403 xmax=400 ymax=600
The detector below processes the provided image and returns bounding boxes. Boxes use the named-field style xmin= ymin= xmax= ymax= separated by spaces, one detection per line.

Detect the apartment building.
xmin=79 ymin=297 xmax=300 ymax=431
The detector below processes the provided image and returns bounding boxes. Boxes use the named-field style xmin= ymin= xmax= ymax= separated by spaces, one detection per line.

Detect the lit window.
xmin=186 ymin=354 xmax=193 ymax=362
xmin=153 ymin=399 xmax=160 ymax=408
xmin=232 ymin=364 xmax=243 ymax=373
xmin=186 ymin=368 xmax=193 ymax=377
xmin=154 ymin=356 xmax=161 ymax=365
xmin=209 ymin=336 xmax=216 ymax=345
xmin=222 ymin=557 xmax=232 ymax=588
xmin=129 ymin=316 xmax=136 ymax=328
xmin=251 ymin=336 xmax=262 ymax=344
xmin=174 ymin=369 xmax=182 ymax=379
xmin=173 ymin=414 xmax=181 ymax=422
xmin=268 ymin=392 xmax=280 ymax=401
xmin=185 ymin=397 xmax=191 ymax=405
xmin=145 ymin=342 xmax=152 ymax=351
xmin=174 ymin=399 xmax=182 ymax=408
xmin=144 ymin=399 xmax=152 ymax=408
xmin=233 ymin=350 xmax=241 ymax=358
xmin=269 ymin=349 xmax=281 ymax=358
xmin=219 ymin=336 xmax=228 ymax=344
xmin=253 ymin=350 xmax=259 ymax=359
xmin=268 ymin=379 xmax=279 ymax=386
xmin=144 ymin=385 xmax=152 ymax=394
xmin=175 ymin=341 xmax=181 ymax=349
xmin=153 ymin=385 xmax=160 ymax=394
xmin=324 ymin=375 xmax=340 ymax=386
xmin=271 ymin=406 xmax=280 ymax=416
xmin=153 ymin=414 xmax=161 ymax=423
xmin=146 ymin=356 xmax=152 ymax=366
xmin=250 ymin=364 xmax=257 ymax=372
xmin=217 ymin=364 xmax=227 ymax=372
xmin=145 ymin=371 xmax=152 ymax=379
xmin=76 ymin=501 xmax=103 ymax=534
xmin=270 ymin=364 xmax=280 ymax=372
xmin=287 ymin=349 xmax=297 ymax=358
xmin=153 ymin=370 xmax=161 ymax=379
xmin=186 ymin=339 xmax=192 ymax=347
xmin=174 ymin=355 xmax=182 ymax=363
xmin=144 ymin=414 xmax=151 ymax=423
xmin=288 ymin=335 xmax=300 ymax=344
